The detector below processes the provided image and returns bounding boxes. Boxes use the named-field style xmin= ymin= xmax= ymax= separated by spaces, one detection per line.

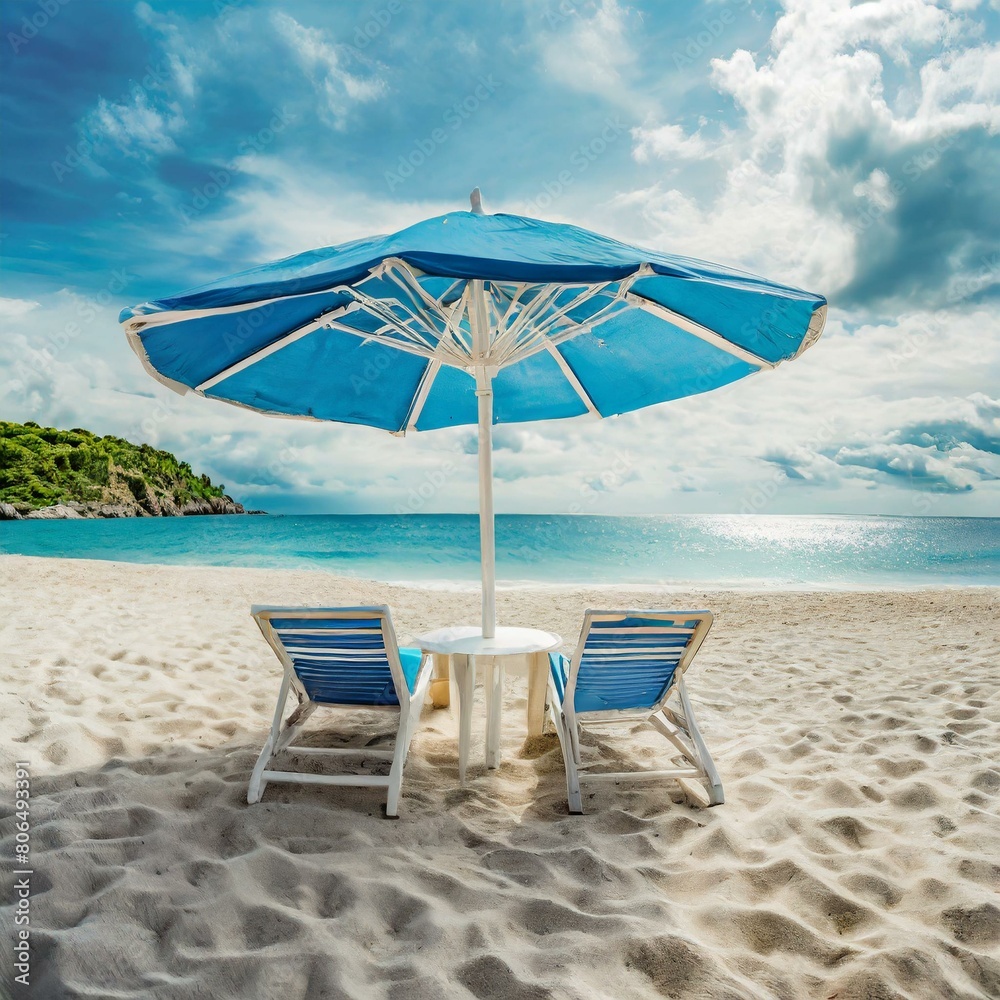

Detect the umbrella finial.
xmin=470 ymin=187 xmax=485 ymax=215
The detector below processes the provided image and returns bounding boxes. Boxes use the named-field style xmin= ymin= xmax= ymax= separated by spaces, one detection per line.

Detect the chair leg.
xmin=564 ymin=706 xmax=582 ymax=766
xmin=247 ymin=733 xmax=274 ymax=804
xmin=560 ymin=714 xmax=584 ymax=814
xmin=386 ymin=656 xmax=433 ymax=817
xmin=677 ymin=679 xmax=724 ymax=806
xmin=386 ymin=708 xmax=410 ymax=818
xmin=274 ymin=702 xmax=317 ymax=753
xmin=548 ymin=682 xmax=583 ymax=814
xmin=248 ymin=672 xmax=293 ymax=805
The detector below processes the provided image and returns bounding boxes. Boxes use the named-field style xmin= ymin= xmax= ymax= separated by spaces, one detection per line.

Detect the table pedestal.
xmin=429 ymin=653 xmax=451 ymax=708
xmin=414 ymin=627 xmax=561 ymax=784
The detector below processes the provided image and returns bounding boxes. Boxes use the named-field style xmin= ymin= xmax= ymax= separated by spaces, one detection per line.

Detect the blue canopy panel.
xmin=631 ymin=274 xmax=820 ymax=365
xmin=415 ymin=350 xmax=590 ymax=430
xmin=561 ymin=310 xmax=758 ymax=414
xmin=207 ymin=329 xmax=429 ymax=432
xmin=134 ymin=289 xmax=349 ymax=389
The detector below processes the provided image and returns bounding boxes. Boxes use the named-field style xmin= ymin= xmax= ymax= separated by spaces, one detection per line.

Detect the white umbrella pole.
xmin=477 ymin=379 xmax=496 ymax=638
xmin=470 ymin=278 xmax=496 ymax=638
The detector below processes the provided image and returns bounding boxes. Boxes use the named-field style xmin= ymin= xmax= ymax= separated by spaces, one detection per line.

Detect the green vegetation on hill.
xmin=0 ymin=420 xmax=228 ymax=512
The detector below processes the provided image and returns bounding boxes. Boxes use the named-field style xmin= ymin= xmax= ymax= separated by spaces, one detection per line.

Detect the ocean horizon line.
xmin=4 ymin=512 xmax=998 ymax=589
xmin=238 ymin=511 xmax=1000 ymax=520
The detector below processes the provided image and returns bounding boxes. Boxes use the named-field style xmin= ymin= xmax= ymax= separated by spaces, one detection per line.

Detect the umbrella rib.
xmin=380 ymin=259 xmax=480 ymax=364
xmin=349 ymin=267 xmax=478 ymax=365
xmin=437 ymin=278 xmax=467 ymax=306
xmin=343 ymin=289 xmax=439 ymax=353
xmin=364 ymin=317 xmax=463 ymax=366
xmin=382 ymin=258 xmax=449 ymax=315
xmin=324 ymin=320 xmax=432 ymax=361
xmin=504 ymin=284 xmax=564 ymax=344
xmin=196 ymin=301 xmax=446 ymax=392
xmin=506 ymin=283 xmax=613 ymax=361
xmin=543 ymin=342 xmax=600 ymax=417
xmin=624 ymin=292 xmax=775 ymax=370
xmin=196 ymin=306 xmax=359 ymax=391
xmin=492 ymin=284 xmax=621 ymax=369
xmin=488 ymin=285 xmax=564 ymax=368
xmin=403 ymin=359 xmax=441 ymax=433
xmin=121 ymin=287 xmax=346 ymax=332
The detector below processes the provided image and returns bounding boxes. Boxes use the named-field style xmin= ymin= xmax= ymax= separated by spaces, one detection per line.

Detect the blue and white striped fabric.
xmin=269 ymin=614 xmax=422 ymax=706
xmin=120 ymin=210 xmax=827 ymax=434
xmin=551 ymin=613 xmax=706 ymax=713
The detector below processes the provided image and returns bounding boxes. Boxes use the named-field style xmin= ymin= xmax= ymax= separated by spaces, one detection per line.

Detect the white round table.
xmin=414 ymin=626 xmax=562 ymax=783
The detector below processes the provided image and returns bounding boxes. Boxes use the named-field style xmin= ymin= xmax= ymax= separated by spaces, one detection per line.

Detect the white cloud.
xmin=272 ymin=12 xmax=386 ymax=129
xmin=632 ymin=123 xmax=708 ymax=163
xmin=0 ymin=298 xmax=40 ymax=319
xmin=537 ymin=0 xmax=654 ymax=113
xmin=86 ymin=90 xmax=186 ymax=156
xmin=620 ymin=0 xmax=1000 ymax=304
xmin=76 ymin=1 xmax=214 ymax=159
xmin=909 ymin=42 xmax=1000 ymax=137
xmin=134 ymin=0 xmax=201 ymax=100
xmin=149 ymin=154 xmax=458 ymax=264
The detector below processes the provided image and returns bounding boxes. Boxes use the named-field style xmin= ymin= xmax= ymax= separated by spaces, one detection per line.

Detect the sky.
xmin=1 ymin=0 xmax=998 ymax=517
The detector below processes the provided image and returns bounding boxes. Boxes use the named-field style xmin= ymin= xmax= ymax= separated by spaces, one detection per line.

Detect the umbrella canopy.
xmin=121 ymin=193 xmax=827 ymax=635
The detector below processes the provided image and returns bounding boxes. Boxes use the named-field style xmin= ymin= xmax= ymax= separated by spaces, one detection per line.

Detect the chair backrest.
xmin=567 ymin=610 xmax=713 ymax=716
xmin=251 ymin=605 xmax=408 ymax=708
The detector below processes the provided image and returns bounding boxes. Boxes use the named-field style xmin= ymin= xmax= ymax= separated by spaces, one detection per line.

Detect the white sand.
xmin=1 ymin=554 xmax=998 ymax=1000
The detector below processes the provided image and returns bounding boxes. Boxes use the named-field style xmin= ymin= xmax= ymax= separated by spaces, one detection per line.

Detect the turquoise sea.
xmin=2 ymin=514 xmax=998 ymax=588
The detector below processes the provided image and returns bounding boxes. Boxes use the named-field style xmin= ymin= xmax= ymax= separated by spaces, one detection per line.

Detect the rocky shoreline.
xmin=0 ymin=497 xmax=262 ymax=520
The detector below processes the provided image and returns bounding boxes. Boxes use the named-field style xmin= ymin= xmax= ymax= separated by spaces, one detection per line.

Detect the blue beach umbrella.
xmin=121 ymin=191 xmax=827 ymax=636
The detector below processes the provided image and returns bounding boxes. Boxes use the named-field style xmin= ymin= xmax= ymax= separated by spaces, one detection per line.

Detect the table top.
xmin=414 ymin=625 xmax=562 ymax=656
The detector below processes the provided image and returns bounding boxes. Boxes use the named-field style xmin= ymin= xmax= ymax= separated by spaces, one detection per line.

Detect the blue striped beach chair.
xmin=548 ymin=610 xmax=723 ymax=813
xmin=248 ymin=605 xmax=433 ymax=817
